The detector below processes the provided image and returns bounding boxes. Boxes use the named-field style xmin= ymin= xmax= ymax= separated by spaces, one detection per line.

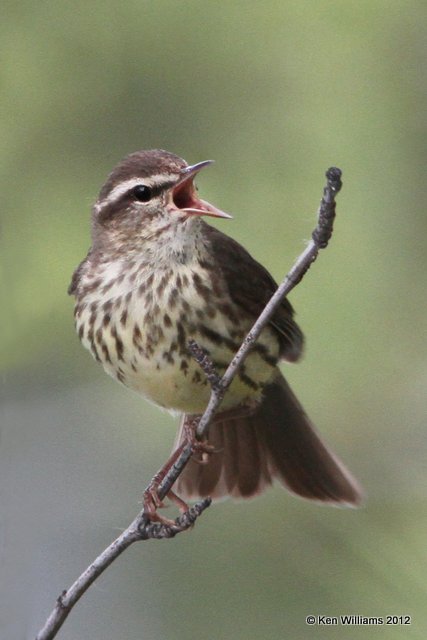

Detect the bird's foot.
xmin=142 ymin=444 xmax=190 ymax=525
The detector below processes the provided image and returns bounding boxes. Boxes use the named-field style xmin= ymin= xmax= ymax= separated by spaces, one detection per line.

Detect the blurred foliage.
xmin=1 ymin=1 xmax=427 ymax=639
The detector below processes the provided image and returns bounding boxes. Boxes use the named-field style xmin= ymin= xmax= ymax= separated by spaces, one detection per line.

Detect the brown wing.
xmin=204 ymin=223 xmax=304 ymax=362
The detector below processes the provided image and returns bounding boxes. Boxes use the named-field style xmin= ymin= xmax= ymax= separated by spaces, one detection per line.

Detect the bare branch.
xmin=195 ymin=168 xmax=342 ymax=432
xmin=35 ymin=167 xmax=342 ymax=640
xmin=35 ymin=499 xmax=211 ymax=640
xmin=187 ymin=339 xmax=221 ymax=391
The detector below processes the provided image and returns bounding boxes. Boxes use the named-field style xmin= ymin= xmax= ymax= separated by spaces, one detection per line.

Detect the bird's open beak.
xmin=170 ymin=160 xmax=232 ymax=219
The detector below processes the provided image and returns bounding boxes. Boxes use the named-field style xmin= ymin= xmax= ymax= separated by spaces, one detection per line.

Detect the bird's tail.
xmin=174 ymin=373 xmax=362 ymax=506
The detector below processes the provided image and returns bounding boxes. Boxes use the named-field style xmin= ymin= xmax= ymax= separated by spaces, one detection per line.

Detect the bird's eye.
xmin=132 ymin=185 xmax=153 ymax=202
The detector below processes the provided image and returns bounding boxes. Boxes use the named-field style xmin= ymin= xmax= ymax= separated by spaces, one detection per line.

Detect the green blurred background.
xmin=2 ymin=1 xmax=426 ymax=638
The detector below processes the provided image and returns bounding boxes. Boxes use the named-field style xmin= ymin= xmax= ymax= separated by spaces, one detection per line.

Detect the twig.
xmin=187 ymin=339 xmax=222 ymax=391
xmin=35 ymin=167 xmax=342 ymax=640
xmin=35 ymin=499 xmax=211 ymax=640
xmin=196 ymin=167 xmax=342 ymax=435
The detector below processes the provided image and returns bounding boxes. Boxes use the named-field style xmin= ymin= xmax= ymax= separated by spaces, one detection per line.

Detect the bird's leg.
xmin=142 ymin=442 xmax=189 ymax=525
xmin=142 ymin=416 xmax=214 ymax=523
xmin=184 ymin=403 xmax=258 ymax=465
xmin=143 ymin=404 xmax=259 ymax=522
xmin=182 ymin=414 xmax=216 ymax=460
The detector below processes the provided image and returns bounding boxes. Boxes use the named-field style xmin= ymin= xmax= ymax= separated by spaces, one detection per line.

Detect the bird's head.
xmin=91 ymin=149 xmax=231 ymax=254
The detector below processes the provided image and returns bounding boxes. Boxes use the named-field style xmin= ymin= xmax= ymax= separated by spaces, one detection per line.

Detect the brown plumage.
xmin=69 ymin=149 xmax=362 ymax=509
xmin=175 ymin=374 xmax=361 ymax=505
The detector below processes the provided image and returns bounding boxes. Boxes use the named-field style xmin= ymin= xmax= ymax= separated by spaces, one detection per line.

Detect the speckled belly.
xmin=75 ymin=263 xmax=280 ymax=414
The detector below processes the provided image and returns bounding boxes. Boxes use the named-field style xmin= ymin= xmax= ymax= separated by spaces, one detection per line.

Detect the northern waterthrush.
xmin=69 ymin=149 xmax=361 ymax=513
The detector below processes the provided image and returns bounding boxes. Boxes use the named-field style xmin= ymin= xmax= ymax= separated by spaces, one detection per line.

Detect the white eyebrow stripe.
xmin=99 ymin=178 xmax=152 ymax=207
xmin=98 ymin=173 xmax=175 ymax=207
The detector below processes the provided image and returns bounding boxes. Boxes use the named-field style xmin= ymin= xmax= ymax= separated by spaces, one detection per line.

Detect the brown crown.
xmin=98 ymin=149 xmax=188 ymax=200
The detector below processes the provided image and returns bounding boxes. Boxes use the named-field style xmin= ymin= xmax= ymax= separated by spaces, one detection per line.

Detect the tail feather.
xmin=230 ymin=419 xmax=263 ymax=497
xmin=174 ymin=373 xmax=362 ymax=506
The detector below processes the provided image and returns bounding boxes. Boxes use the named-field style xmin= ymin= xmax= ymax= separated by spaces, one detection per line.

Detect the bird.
xmin=69 ymin=149 xmax=361 ymax=518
